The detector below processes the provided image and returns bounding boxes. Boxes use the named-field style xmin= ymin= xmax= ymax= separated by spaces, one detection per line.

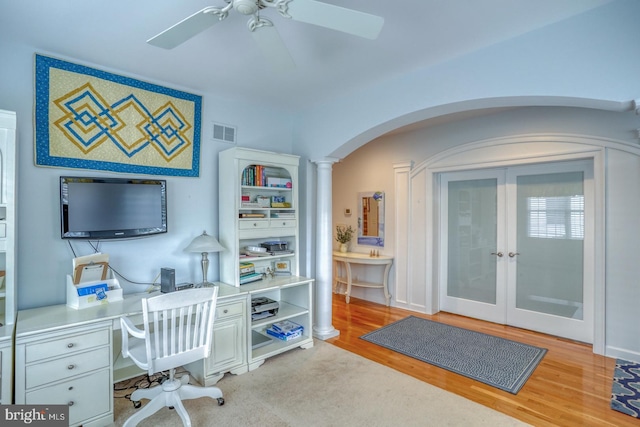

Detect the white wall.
xmin=0 ymin=43 xmax=294 ymax=309
xmin=294 ymin=0 xmax=640 ymax=162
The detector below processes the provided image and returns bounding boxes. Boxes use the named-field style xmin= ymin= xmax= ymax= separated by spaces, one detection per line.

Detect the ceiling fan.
xmin=147 ymin=0 xmax=384 ymax=70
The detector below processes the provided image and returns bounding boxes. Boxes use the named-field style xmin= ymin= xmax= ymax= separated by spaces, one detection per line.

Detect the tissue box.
xmin=256 ymin=196 xmax=271 ymax=208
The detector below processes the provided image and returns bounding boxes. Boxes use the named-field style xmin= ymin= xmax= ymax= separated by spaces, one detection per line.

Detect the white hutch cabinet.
xmin=219 ymin=147 xmax=300 ymax=285
xmin=218 ymin=147 xmax=313 ymax=370
xmin=0 ymin=109 xmax=17 ymax=405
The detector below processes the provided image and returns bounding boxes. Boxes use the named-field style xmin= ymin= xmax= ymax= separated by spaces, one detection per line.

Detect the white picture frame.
xmin=274 ymin=259 xmax=291 ymax=274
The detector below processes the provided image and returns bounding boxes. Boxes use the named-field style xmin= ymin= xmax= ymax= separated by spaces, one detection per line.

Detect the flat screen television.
xmin=60 ymin=176 xmax=167 ymax=239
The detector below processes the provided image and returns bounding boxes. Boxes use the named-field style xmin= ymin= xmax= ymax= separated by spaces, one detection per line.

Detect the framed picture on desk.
xmin=274 ymin=260 xmax=291 ymax=275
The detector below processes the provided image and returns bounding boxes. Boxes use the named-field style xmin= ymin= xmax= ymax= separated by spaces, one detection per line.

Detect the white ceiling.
xmin=0 ymin=0 xmax=613 ymax=113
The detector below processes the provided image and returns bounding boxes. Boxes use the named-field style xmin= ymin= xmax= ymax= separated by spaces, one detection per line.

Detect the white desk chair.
xmin=120 ymin=287 xmax=224 ymax=427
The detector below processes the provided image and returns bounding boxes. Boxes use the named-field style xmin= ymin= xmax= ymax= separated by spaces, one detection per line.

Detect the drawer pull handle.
xmin=68 ymin=386 xmax=74 ymax=391
xmin=67 ymin=343 xmax=74 ymax=348
xmin=68 ymin=401 xmax=74 ymax=406
xmin=67 ymin=364 xmax=75 ymax=370
xmin=223 ymin=309 xmax=229 ymax=314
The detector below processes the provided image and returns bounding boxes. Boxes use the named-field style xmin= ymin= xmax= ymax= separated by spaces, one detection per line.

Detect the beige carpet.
xmin=113 ymin=340 xmax=529 ymax=426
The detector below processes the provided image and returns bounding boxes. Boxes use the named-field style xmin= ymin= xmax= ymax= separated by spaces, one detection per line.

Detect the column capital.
xmin=393 ymin=160 xmax=414 ymax=170
xmin=311 ymin=157 xmax=340 ymax=166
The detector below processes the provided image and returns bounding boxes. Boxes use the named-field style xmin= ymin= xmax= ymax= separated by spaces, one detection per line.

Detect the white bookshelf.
xmin=218 ymin=147 xmax=313 ymax=368
xmin=218 ymin=147 xmax=300 ymax=287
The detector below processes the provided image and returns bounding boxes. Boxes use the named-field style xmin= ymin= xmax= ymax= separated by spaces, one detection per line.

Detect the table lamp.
xmin=185 ymin=230 xmax=225 ymax=287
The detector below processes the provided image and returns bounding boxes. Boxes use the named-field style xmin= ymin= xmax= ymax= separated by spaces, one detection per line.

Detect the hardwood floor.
xmin=326 ymin=295 xmax=635 ymax=427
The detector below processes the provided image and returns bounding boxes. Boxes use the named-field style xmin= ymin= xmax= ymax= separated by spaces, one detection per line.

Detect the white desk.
xmin=14 ymin=283 xmax=243 ymax=427
xmin=333 ymin=251 xmax=393 ymax=306
xmin=14 ymin=275 xmax=314 ymax=427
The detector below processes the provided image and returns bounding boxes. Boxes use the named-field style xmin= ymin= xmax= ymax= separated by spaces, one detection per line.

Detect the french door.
xmin=439 ymin=160 xmax=594 ymax=343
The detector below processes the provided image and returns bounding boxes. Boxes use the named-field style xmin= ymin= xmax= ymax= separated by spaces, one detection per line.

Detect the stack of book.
xmin=266 ymin=320 xmax=303 ymax=341
xmin=239 ymin=262 xmax=262 ymax=285
xmin=272 ymin=211 xmax=295 ymax=218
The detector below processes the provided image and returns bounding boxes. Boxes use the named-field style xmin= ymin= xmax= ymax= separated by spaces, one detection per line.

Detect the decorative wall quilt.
xmin=34 ymin=54 xmax=201 ymax=176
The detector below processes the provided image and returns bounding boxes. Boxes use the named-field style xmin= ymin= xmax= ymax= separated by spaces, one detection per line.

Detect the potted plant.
xmin=335 ymin=225 xmax=354 ymax=253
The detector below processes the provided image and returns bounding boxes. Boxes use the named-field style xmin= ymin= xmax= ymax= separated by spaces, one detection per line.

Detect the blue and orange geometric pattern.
xmin=35 ymin=54 xmax=201 ymax=177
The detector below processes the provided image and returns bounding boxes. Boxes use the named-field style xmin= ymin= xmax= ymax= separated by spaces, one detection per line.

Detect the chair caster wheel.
xmin=133 ymin=401 xmax=141 ymax=409
xmin=217 ymin=397 xmax=225 ymax=406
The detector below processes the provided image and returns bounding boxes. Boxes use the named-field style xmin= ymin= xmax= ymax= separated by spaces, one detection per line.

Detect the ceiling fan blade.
xmin=250 ymin=24 xmax=296 ymax=71
xmin=147 ymin=7 xmax=223 ymax=49
xmin=286 ymin=0 xmax=384 ymax=40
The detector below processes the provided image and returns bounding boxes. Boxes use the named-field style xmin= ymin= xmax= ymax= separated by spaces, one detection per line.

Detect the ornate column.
xmin=312 ymin=158 xmax=340 ymax=340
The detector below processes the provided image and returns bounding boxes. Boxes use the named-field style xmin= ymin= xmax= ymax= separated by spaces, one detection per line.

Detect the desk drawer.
xmin=239 ymin=220 xmax=269 ymax=230
xmin=271 ymin=219 xmax=296 ymax=228
xmin=26 ymin=346 xmax=110 ymax=389
xmin=25 ymin=329 xmax=110 ymax=363
xmin=216 ymin=301 xmax=244 ymax=320
xmin=26 ymin=369 xmax=111 ymax=426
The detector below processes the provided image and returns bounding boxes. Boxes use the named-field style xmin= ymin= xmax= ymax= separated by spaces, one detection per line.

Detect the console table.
xmin=333 ymin=251 xmax=393 ymax=306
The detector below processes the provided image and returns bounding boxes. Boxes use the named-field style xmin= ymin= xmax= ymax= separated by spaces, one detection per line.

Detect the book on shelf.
xmin=239 ymin=213 xmax=266 ymax=218
xmin=272 ymin=211 xmax=295 ymax=218
xmin=242 ymin=165 xmax=291 ymax=188
xmin=242 ymin=164 xmax=269 ymax=187
xmin=241 ymin=249 xmax=272 ymax=257
xmin=239 ymin=262 xmax=255 ymax=275
xmin=240 ymin=272 xmax=263 ymax=285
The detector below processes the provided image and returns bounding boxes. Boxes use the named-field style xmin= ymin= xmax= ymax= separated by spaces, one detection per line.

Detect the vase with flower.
xmin=335 ymin=225 xmax=354 ymax=253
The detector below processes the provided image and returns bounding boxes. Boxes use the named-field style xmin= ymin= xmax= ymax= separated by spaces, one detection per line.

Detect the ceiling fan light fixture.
xmin=233 ymin=0 xmax=260 ymax=15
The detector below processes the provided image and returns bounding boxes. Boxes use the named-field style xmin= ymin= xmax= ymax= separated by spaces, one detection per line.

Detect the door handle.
xmin=508 ymin=252 xmax=520 ymax=258
xmin=490 ymin=252 xmax=503 ymax=257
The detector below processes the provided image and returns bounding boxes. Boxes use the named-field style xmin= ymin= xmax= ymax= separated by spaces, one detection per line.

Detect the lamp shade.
xmin=185 ymin=231 xmax=225 ymax=253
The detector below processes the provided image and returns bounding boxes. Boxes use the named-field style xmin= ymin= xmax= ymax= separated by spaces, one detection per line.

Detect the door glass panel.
xmin=447 ymin=179 xmax=498 ymax=304
xmin=515 ymin=172 xmax=584 ymax=319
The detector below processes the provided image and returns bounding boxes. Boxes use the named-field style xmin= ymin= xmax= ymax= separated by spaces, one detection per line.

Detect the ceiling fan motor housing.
xmin=233 ymin=0 xmax=260 ymax=15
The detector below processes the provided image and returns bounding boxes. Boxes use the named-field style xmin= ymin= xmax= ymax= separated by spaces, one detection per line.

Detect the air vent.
xmin=213 ymin=122 xmax=237 ymax=144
